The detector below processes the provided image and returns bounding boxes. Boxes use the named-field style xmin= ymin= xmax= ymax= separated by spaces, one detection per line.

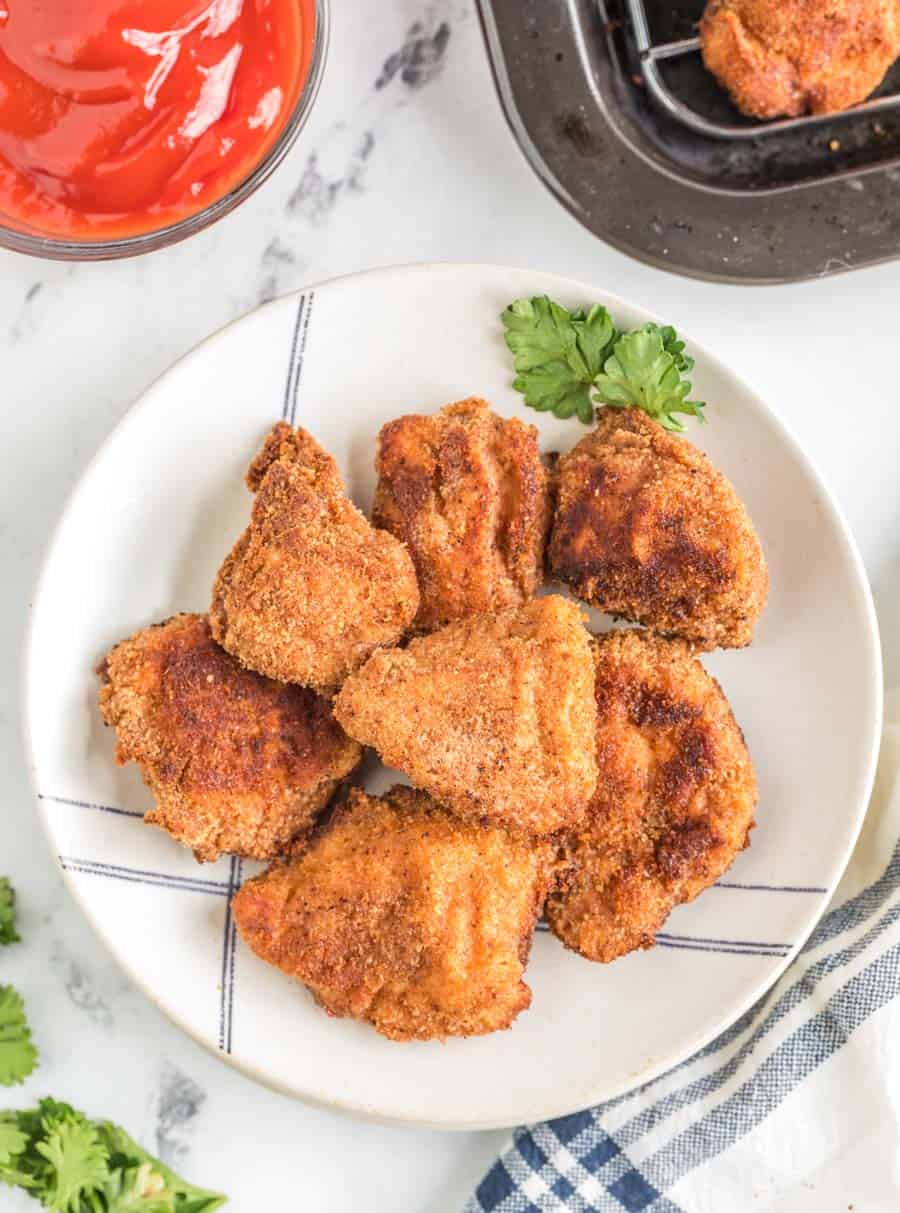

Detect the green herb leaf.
xmin=502 ymin=296 xmax=616 ymax=425
xmin=502 ymin=298 xmax=705 ymax=431
xmin=0 ymin=1114 xmax=35 ymax=1192
xmin=98 ymin=1121 xmax=227 ymax=1213
xmin=510 ymin=368 xmax=592 ymax=423
xmin=502 ymin=296 xmax=577 ymax=370
xmin=571 ymin=304 xmax=617 ymax=379
xmin=0 ymin=986 xmax=38 ymax=1087
xmin=646 ymin=323 xmax=694 ymax=373
xmin=35 ymin=1112 xmax=109 ymax=1212
xmin=0 ymin=1103 xmax=77 ymax=1195
xmin=0 ymin=1101 xmax=226 ymax=1211
xmin=593 ymin=327 xmax=706 ymax=432
xmin=0 ymin=1117 xmax=29 ymax=1170
xmin=0 ymin=879 xmax=19 ymax=946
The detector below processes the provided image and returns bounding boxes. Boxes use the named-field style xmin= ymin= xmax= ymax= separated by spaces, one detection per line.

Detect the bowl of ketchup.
xmin=0 ymin=0 xmax=327 ymax=258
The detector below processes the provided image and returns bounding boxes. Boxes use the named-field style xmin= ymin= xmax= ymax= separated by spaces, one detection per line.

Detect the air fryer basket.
xmin=477 ymin=0 xmax=900 ymax=282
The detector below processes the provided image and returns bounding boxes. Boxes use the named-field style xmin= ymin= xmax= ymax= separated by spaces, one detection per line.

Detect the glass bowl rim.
xmin=0 ymin=0 xmax=330 ymax=262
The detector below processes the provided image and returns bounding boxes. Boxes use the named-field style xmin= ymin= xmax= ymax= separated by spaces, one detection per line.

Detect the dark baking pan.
xmin=476 ymin=0 xmax=900 ymax=282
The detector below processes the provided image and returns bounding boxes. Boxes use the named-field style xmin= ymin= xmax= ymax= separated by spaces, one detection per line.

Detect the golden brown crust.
xmin=373 ymin=398 xmax=552 ymax=631
xmin=549 ymin=409 xmax=767 ymax=651
xmin=333 ymin=596 xmax=598 ymax=836
xmin=545 ymin=630 xmax=757 ymax=963
xmin=232 ymin=786 xmax=556 ymax=1040
xmin=210 ymin=423 xmax=420 ymax=691
xmin=700 ymin=0 xmax=900 ymax=118
xmin=97 ymin=614 xmax=361 ymax=862
xmin=245 ymin=421 xmax=345 ymax=494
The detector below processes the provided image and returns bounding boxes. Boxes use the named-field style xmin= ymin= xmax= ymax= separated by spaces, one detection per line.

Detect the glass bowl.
xmin=0 ymin=0 xmax=329 ymax=262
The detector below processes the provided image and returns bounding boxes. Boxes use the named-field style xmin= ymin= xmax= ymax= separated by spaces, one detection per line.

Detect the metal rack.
xmin=476 ymin=0 xmax=900 ymax=281
xmin=624 ymin=0 xmax=900 ymax=139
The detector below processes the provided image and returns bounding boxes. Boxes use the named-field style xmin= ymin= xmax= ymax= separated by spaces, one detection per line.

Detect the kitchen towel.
xmin=467 ymin=690 xmax=900 ymax=1213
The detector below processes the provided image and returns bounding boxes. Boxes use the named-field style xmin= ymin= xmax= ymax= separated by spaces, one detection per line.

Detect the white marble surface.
xmin=3 ymin=2 xmax=900 ymax=1210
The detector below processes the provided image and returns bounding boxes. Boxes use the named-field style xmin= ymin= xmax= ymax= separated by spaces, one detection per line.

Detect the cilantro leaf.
xmin=102 ymin=1161 xmax=176 ymax=1211
xmin=35 ymin=1112 xmax=109 ymax=1212
xmin=97 ymin=1121 xmax=227 ymax=1212
xmin=0 ymin=1099 xmax=226 ymax=1211
xmin=502 ymin=297 xmax=705 ymax=431
xmin=0 ymin=1117 xmax=35 ymax=1192
xmin=0 ymin=879 xmax=19 ymax=946
xmin=0 ymin=1118 xmax=28 ymax=1165
xmin=593 ymin=327 xmax=706 ymax=432
xmin=502 ymin=296 xmax=616 ymax=424
xmin=0 ymin=986 xmax=38 ymax=1087
xmin=33 ymin=1099 xmax=77 ymax=1132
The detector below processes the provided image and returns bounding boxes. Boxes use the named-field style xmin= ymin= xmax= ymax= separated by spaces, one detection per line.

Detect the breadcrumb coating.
xmin=232 ymin=785 xmax=556 ymax=1040
xmin=334 ymin=596 xmax=598 ymax=835
xmin=98 ymin=614 xmax=361 ymax=862
xmin=700 ymin=0 xmax=900 ymax=118
xmin=373 ymin=397 xmax=551 ymax=631
xmin=550 ymin=408 xmax=767 ymax=651
xmin=210 ymin=423 xmax=420 ymax=691
xmin=546 ymin=630 xmax=757 ymax=962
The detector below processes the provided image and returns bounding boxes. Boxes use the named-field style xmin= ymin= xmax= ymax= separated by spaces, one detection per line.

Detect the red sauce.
xmin=0 ymin=0 xmax=315 ymax=240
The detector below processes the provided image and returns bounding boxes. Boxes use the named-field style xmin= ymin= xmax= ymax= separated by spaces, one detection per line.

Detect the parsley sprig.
xmin=0 ymin=1099 xmax=226 ymax=1211
xmin=0 ymin=986 xmax=38 ymax=1088
xmin=502 ymin=296 xmax=706 ymax=431
xmin=0 ymin=874 xmax=226 ymax=1207
xmin=0 ymin=878 xmax=19 ymax=946
xmin=0 ymin=880 xmax=34 ymax=1089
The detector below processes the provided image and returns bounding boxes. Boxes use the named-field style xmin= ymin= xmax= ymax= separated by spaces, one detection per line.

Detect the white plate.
xmin=25 ymin=263 xmax=882 ymax=1129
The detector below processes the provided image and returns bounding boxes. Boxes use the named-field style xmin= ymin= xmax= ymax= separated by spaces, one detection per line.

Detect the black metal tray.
xmin=476 ymin=0 xmax=900 ymax=282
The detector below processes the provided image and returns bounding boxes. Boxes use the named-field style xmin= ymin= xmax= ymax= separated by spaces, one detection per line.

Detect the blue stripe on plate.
xmin=40 ymin=793 xmax=143 ymax=819
xmin=60 ymin=856 xmax=229 ymax=895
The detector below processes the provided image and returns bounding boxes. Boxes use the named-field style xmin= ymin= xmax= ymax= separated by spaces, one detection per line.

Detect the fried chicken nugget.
xmin=373 ymin=398 xmax=552 ymax=630
xmin=550 ymin=409 xmax=767 ymax=651
xmin=98 ymin=614 xmax=361 ymax=862
xmin=700 ymin=0 xmax=900 ymax=119
xmin=334 ymin=596 xmax=598 ymax=835
xmin=232 ymin=786 xmax=556 ymax=1040
xmin=546 ymin=630 xmax=757 ymax=963
xmin=210 ymin=423 xmax=420 ymax=691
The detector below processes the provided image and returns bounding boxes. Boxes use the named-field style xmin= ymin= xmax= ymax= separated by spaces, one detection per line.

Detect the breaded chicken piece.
xmin=546 ymin=630 xmax=757 ymax=963
xmin=700 ymin=0 xmax=900 ymax=118
xmin=232 ymin=786 xmax=555 ymax=1040
xmin=549 ymin=409 xmax=767 ymax=651
xmin=210 ymin=423 xmax=420 ymax=691
xmin=334 ymin=596 xmax=597 ymax=835
xmin=98 ymin=614 xmax=361 ymax=863
xmin=373 ymin=398 xmax=552 ymax=630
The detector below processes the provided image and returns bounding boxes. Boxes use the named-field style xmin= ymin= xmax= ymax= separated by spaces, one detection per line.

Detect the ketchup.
xmin=0 ymin=0 xmax=315 ymax=240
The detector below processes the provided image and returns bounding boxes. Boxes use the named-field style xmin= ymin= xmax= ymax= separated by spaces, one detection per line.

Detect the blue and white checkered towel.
xmin=468 ymin=691 xmax=900 ymax=1213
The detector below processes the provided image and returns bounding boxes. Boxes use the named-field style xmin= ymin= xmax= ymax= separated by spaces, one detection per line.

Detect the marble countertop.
xmin=4 ymin=2 xmax=900 ymax=1210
